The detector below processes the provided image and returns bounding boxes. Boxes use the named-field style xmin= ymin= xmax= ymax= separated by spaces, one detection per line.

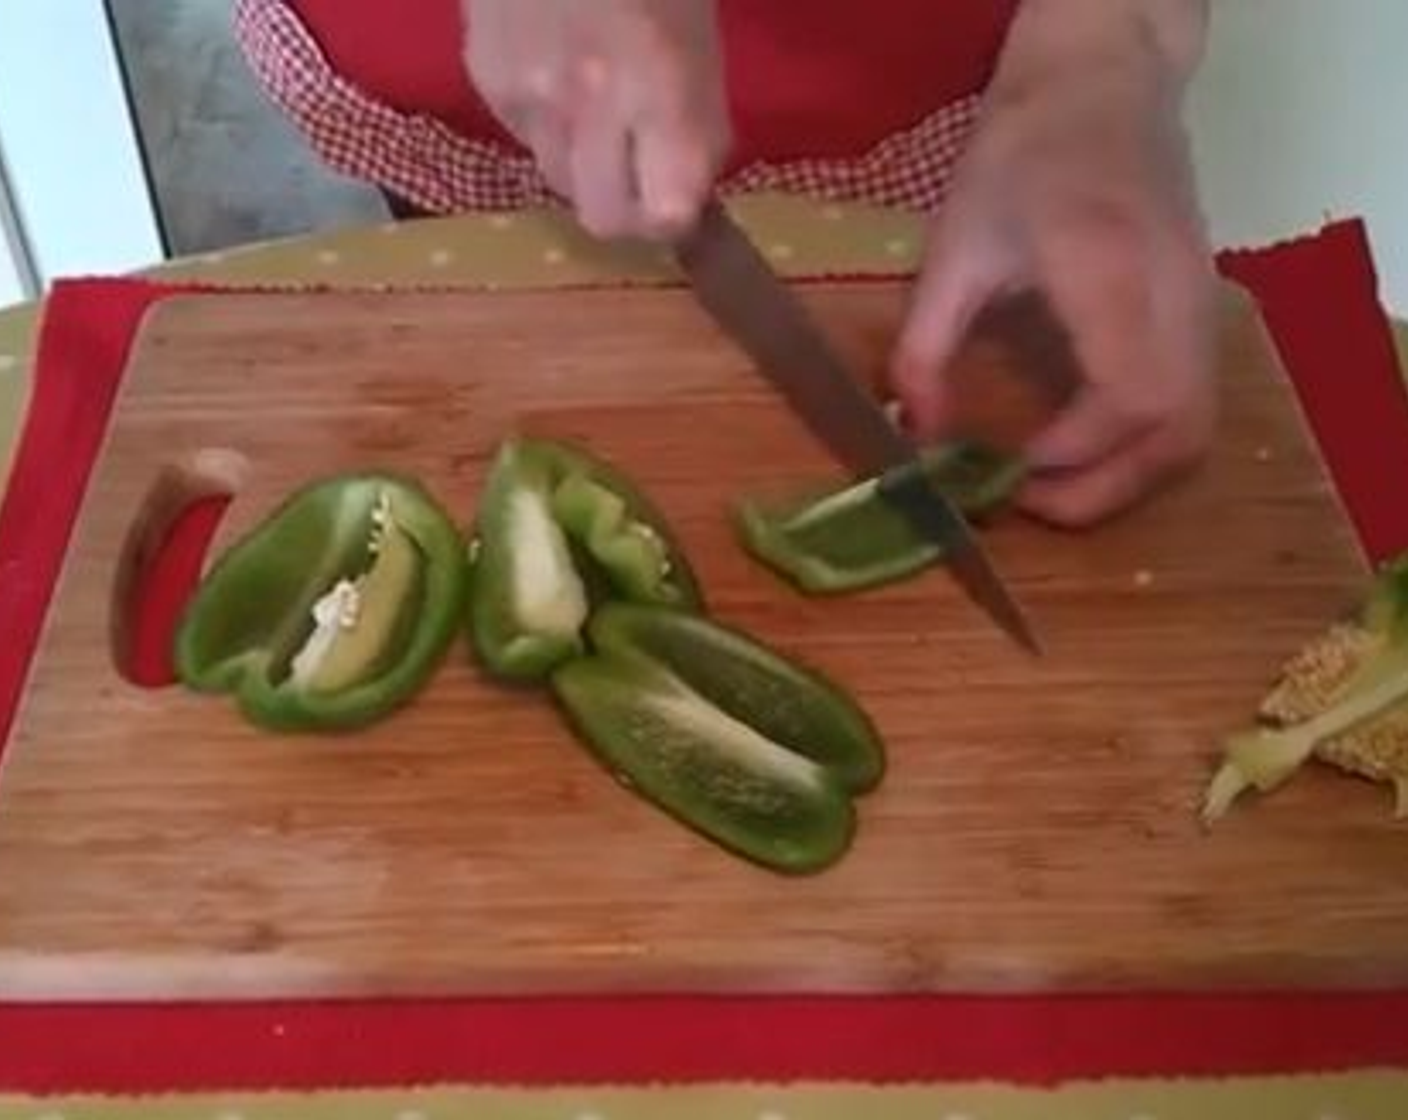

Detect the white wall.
xmin=1187 ymin=0 xmax=1408 ymax=315
xmin=0 ymin=0 xmax=164 ymax=287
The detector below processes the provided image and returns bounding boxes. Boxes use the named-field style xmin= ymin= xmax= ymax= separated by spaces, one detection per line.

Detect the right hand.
xmin=464 ymin=0 xmax=730 ymax=240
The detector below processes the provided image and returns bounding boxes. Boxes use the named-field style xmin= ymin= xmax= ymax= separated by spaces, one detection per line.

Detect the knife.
xmin=674 ymin=199 xmax=1041 ymax=655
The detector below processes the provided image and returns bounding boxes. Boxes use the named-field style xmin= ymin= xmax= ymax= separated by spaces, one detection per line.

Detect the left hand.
xmin=889 ymin=1 xmax=1218 ymax=528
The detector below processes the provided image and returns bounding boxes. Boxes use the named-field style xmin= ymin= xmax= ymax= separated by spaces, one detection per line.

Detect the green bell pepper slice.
xmin=174 ymin=473 xmax=468 ymax=732
xmin=468 ymin=437 xmax=702 ymax=682
xmin=552 ymin=605 xmax=863 ymax=874
xmin=554 ymin=658 xmax=856 ymax=875
xmin=735 ymin=441 xmax=1025 ymax=595
xmin=587 ymin=602 xmax=885 ymax=793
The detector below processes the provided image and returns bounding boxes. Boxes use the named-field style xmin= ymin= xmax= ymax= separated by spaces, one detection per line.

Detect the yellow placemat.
xmin=1 ymin=192 xmax=1406 ymax=487
xmin=149 ymin=193 xmax=925 ymax=289
xmin=4 ymin=1072 xmax=1408 ymax=1120
xmin=1 ymin=193 xmax=1407 ymax=1115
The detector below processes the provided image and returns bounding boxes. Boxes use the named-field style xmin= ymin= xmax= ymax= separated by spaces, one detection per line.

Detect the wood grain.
xmin=0 ymin=282 xmax=1401 ymax=1003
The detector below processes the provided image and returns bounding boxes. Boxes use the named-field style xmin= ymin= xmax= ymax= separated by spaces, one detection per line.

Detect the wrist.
xmin=991 ymin=0 xmax=1208 ymax=106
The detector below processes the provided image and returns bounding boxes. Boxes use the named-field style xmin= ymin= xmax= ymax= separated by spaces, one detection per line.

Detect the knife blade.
xmin=674 ymin=199 xmax=1040 ymax=655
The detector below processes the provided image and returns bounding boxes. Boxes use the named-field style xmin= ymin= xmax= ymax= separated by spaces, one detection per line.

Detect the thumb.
xmin=888 ymin=224 xmax=1005 ymax=442
xmin=1024 ymin=383 xmax=1142 ymax=473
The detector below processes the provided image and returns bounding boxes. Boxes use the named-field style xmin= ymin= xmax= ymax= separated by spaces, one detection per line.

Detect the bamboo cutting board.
xmin=0 ymin=282 xmax=1402 ymax=1003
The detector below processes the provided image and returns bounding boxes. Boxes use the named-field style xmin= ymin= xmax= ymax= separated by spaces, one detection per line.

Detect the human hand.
xmin=464 ymin=0 xmax=730 ymax=239
xmin=890 ymin=0 xmax=1217 ymax=528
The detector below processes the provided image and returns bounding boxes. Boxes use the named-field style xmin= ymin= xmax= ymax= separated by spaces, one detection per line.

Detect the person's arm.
xmin=993 ymin=0 xmax=1208 ymax=95
xmin=891 ymin=0 xmax=1217 ymax=529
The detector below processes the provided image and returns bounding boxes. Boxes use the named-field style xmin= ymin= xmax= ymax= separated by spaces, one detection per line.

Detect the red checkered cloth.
xmin=232 ymin=0 xmax=982 ymax=215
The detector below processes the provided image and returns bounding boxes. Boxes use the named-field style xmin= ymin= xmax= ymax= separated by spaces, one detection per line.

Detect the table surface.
xmin=2 ymin=193 xmax=1407 ymax=1119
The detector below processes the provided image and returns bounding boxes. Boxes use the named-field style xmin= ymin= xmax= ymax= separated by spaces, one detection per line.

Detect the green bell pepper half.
xmin=735 ymin=441 xmax=1025 ymax=595
xmin=550 ymin=602 xmax=882 ymax=874
xmin=587 ymin=602 xmax=884 ymax=793
xmin=467 ymin=437 xmax=702 ymax=683
xmin=174 ymin=472 xmax=468 ymax=732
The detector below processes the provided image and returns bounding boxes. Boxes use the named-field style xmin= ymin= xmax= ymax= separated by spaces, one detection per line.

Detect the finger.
xmin=628 ymin=116 xmax=716 ymax=238
xmin=888 ymin=221 xmax=1007 ymax=441
xmin=1016 ymin=417 xmax=1207 ymax=528
xmin=1023 ymin=383 xmax=1149 ymax=474
xmin=568 ymin=63 xmax=636 ymax=238
xmin=478 ymin=35 xmax=570 ymax=154
xmin=1019 ymin=212 xmax=1170 ymax=460
xmin=1017 ymin=442 xmax=1157 ymax=529
xmin=616 ymin=9 xmax=727 ymax=237
xmin=521 ymin=109 xmax=574 ymax=200
xmin=1029 ymin=214 xmax=1217 ymax=467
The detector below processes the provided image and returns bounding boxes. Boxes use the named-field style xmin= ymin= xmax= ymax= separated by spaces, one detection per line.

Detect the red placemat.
xmin=2 ymin=221 xmax=1408 ymax=1095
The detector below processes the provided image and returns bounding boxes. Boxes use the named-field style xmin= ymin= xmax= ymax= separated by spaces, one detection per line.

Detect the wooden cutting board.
xmin=0 ymin=282 xmax=1402 ymax=1003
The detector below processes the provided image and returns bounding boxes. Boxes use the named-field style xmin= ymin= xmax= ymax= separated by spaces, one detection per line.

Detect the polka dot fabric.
xmin=233 ymin=0 xmax=980 ymax=217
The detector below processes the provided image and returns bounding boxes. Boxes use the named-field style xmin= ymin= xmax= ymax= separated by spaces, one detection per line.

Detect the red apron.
xmin=234 ymin=0 xmax=1019 ymax=213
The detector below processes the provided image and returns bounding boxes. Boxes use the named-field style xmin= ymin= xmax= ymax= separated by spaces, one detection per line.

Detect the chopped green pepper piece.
xmin=174 ymin=473 xmax=467 ymax=732
xmin=552 ymin=474 xmax=679 ymax=604
xmin=588 ymin=602 xmax=885 ymax=793
xmin=468 ymin=437 xmax=702 ymax=682
xmin=468 ymin=440 xmax=592 ymax=682
xmin=546 ymin=445 xmax=701 ymax=608
xmin=552 ymin=637 xmax=856 ymax=875
xmin=1201 ymin=551 xmax=1408 ymax=824
xmin=735 ymin=441 xmax=1025 ymax=594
